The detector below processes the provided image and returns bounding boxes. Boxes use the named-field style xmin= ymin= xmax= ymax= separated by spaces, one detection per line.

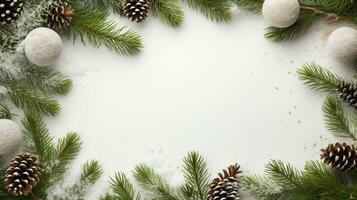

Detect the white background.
xmin=46 ymin=6 xmax=356 ymax=199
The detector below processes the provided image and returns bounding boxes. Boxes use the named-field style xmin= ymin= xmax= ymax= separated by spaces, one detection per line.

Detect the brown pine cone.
xmin=207 ymin=163 xmax=241 ymax=200
xmin=337 ymin=81 xmax=357 ymax=108
xmin=0 ymin=0 xmax=24 ymax=25
xmin=321 ymin=143 xmax=357 ymax=171
xmin=4 ymin=153 xmax=41 ymax=196
xmin=42 ymin=0 xmax=74 ymax=30
xmin=123 ymin=0 xmax=150 ymax=23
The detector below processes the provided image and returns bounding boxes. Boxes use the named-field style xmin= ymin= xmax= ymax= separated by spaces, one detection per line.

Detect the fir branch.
xmin=297 ymin=63 xmax=342 ymax=93
xmin=322 ymin=96 xmax=357 ymax=140
xmin=1 ymin=78 xmax=61 ymax=116
xmin=52 ymin=132 xmax=82 ymax=180
xmin=150 ymin=0 xmax=184 ymax=27
xmin=185 ymin=0 xmax=232 ymax=22
xmin=0 ymin=104 xmax=12 ymax=119
xmin=133 ymin=164 xmax=180 ymax=200
xmin=243 ymin=175 xmax=286 ymax=200
xmin=52 ymin=160 xmax=103 ymax=200
xmin=101 ymin=0 xmax=125 ymax=15
xmin=302 ymin=161 xmax=348 ymax=190
xmin=38 ymin=132 xmax=82 ymax=193
xmin=179 ymin=184 xmax=195 ymax=199
xmin=265 ymin=160 xmax=301 ymax=190
xmin=182 ymin=151 xmax=210 ymax=200
xmin=81 ymin=160 xmax=103 ymax=184
xmin=265 ymin=11 xmax=321 ymax=41
xmin=69 ymin=7 xmax=142 ymax=55
xmin=235 ymin=0 xmax=263 ymax=14
xmin=109 ymin=172 xmax=141 ymax=200
xmin=22 ymin=112 xmax=55 ymax=162
xmin=22 ymin=67 xmax=73 ymax=95
xmin=245 ymin=160 xmax=357 ymax=199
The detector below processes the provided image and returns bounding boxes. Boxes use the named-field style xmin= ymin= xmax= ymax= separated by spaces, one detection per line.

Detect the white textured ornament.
xmin=327 ymin=27 xmax=357 ymax=62
xmin=262 ymin=0 xmax=300 ymax=28
xmin=24 ymin=27 xmax=63 ymax=67
xmin=0 ymin=119 xmax=23 ymax=156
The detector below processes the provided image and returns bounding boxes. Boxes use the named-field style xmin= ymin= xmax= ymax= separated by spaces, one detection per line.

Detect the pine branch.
xmin=150 ymin=0 xmax=184 ymax=27
xmin=109 ymin=172 xmax=141 ymax=200
xmin=322 ymin=96 xmax=357 ymax=140
xmin=98 ymin=0 xmax=125 ymax=15
xmin=22 ymin=67 xmax=73 ymax=95
xmin=49 ymin=160 xmax=102 ymax=200
xmin=185 ymin=0 xmax=232 ymax=22
xmin=235 ymin=0 xmax=263 ymax=14
xmin=22 ymin=112 xmax=55 ymax=162
xmin=0 ymin=104 xmax=12 ymax=119
xmin=297 ymin=63 xmax=342 ymax=93
xmin=69 ymin=7 xmax=142 ymax=55
xmin=52 ymin=132 xmax=82 ymax=182
xmin=265 ymin=160 xmax=301 ymax=190
xmin=182 ymin=151 xmax=210 ymax=200
xmin=245 ymin=160 xmax=357 ymax=199
xmin=243 ymin=175 xmax=286 ymax=200
xmin=133 ymin=164 xmax=180 ymax=200
xmin=3 ymin=80 xmax=61 ymax=116
xmin=81 ymin=160 xmax=103 ymax=184
xmin=36 ymin=132 xmax=82 ymax=194
xmin=265 ymin=11 xmax=321 ymax=41
xmin=179 ymin=184 xmax=195 ymax=199
xmin=302 ymin=161 xmax=348 ymax=190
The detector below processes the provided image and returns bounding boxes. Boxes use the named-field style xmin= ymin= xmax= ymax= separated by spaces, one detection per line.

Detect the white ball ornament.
xmin=262 ymin=0 xmax=300 ymax=28
xmin=0 ymin=119 xmax=23 ymax=156
xmin=24 ymin=27 xmax=63 ymax=67
xmin=327 ymin=27 xmax=357 ymax=62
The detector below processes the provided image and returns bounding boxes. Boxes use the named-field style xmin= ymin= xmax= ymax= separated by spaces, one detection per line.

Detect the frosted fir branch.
xmin=1 ymin=0 xmax=55 ymax=53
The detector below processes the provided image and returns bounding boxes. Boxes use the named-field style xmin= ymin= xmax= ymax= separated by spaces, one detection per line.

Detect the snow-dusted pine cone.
xmin=123 ymin=0 xmax=150 ymax=23
xmin=42 ymin=0 xmax=74 ymax=30
xmin=0 ymin=0 xmax=24 ymax=25
xmin=4 ymin=153 xmax=41 ymax=196
xmin=207 ymin=163 xmax=241 ymax=200
xmin=321 ymin=143 xmax=357 ymax=171
xmin=337 ymin=82 xmax=357 ymax=108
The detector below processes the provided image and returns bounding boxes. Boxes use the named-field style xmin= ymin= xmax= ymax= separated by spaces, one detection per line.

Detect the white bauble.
xmin=262 ymin=0 xmax=300 ymax=28
xmin=24 ymin=27 xmax=63 ymax=67
xmin=0 ymin=119 xmax=23 ymax=156
xmin=327 ymin=27 xmax=357 ymax=62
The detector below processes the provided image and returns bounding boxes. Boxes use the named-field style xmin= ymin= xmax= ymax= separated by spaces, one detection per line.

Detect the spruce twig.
xmin=322 ymin=96 xmax=357 ymax=140
xmin=69 ymin=7 xmax=143 ymax=55
xmin=150 ymin=0 xmax=184 ymax=27
xmin=182 ymin=151 xmax=210 ymax=200
xmin=297 ymin=63 xmax=342 ymax=93
xmin=109 ymin=172 xmax=141 ymax=200
xmin=133 ymin=164 xmax=180 ymax=200
xmin=185 ymin=0 xmax=232 ymax=22
xmin=0 ymin=104 xmax=12 ymax=119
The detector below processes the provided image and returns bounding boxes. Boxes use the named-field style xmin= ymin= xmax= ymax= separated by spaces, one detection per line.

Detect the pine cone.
xmin=42 ymin=0 xmax=74 ymax=30
xmin=0 ymin=0 xmax=24 ymax=25
xmin=321 ymin=143 xmax=357 ymax=171
xmin=207 ymin=164 xmax=241 ymax=200
xmin=123 ymin=0 xmax=150 ymax=23
xmin=4 ymin=153 xmax=41 ymax=196
xmin=337 ymin=82 xmax=357 ymax=108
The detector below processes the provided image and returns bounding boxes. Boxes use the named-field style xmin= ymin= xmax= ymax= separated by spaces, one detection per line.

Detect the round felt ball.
xmin=327 ymin=27 xmax=357 ymax=62
xmin=24 ymin=27 xmax=63 ymax=67
xmin=0 ymin=119 xmax=23 ymax=156
xmin=262 ymin=0 xmax=300 ymax=28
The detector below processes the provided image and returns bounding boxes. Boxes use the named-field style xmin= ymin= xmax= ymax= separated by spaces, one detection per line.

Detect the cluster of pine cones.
xmin=1 ymin=0 xmax=150 ymax=28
